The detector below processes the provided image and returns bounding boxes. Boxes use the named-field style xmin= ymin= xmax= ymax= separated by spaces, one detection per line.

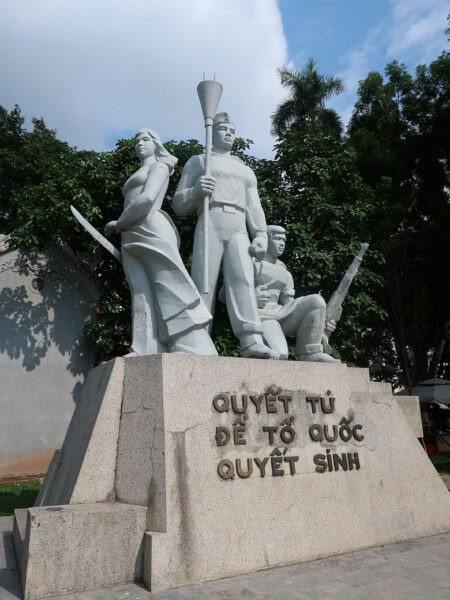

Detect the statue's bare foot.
xmin=299 ymin=352 xmax=340 ymax=363
xmin=242 ymin=343 xmax=279 ymax=359
xmin=124 ymin=351 xmax=138 ymax=358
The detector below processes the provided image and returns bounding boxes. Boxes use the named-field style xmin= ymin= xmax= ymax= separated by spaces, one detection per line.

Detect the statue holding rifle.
xmin=322 ymin=242 xmax=369 ymax=354
xmin=253 ymin=226 xmax=368 ymax=361
xmin=253 ymin=226 xmax=339 ymax=362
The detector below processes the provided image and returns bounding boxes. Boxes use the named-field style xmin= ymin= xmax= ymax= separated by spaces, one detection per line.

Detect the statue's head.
xmin=134 ymin=129 xmax=178 ymax=174
xmin=212 ymin=112 xmax=235 ymax=151
xmin=267 ymin=225 xmax=286 ymax=258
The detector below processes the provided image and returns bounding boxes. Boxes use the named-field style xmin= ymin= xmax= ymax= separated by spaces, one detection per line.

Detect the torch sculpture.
xmin=196 ymin=75 xmax=223 ymax=294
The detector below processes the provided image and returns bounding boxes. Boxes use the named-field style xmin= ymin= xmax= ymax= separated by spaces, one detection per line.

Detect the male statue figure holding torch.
xmin=173 ymin=111 xmax=277 ymax=359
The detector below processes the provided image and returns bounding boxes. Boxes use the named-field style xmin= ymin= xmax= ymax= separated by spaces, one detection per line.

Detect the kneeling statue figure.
xmin=254 ymin=226 xmax=339 ymax=362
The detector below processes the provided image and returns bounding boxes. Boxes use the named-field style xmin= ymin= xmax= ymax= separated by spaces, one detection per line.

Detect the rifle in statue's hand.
xmin=322 ymin=242 xmax=369 ymax=354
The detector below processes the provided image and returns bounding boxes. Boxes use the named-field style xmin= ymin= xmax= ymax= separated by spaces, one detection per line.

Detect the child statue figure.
xmin=253 ymin=225 xmax=339 ymax=362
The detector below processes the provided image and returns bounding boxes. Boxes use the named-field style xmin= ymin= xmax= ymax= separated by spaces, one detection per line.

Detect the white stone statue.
xmin=104 ymin=128 xmax=217 ymax=357
xmin=253 ymin=225 xmax=339 ymax=362
xmin=172 ymin=113 xmax=278 ymax=359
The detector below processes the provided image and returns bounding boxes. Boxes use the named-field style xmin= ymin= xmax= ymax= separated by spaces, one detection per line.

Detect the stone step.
xmin=13 ymin=507 xmax=27 ymax=579
xmin=0 ymin=516 xmax=23 ymax=599
xmin=18 ymin=502 xmax=147 ymax=600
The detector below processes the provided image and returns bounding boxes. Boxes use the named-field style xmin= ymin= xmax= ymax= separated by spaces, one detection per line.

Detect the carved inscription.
xmin=213 ymin=390 xmax=363 ymax=480
xmin=306 ymin=393 xmax=362 ymax=473
xmin=213 ymin=392 xmax=299 ymax=480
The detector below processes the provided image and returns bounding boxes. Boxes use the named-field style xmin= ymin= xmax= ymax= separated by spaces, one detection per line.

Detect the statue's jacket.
xmin=254 ymin=258 xmax=297 ymax=321
xmin=173 ymin=153 xmax=266 ymax=239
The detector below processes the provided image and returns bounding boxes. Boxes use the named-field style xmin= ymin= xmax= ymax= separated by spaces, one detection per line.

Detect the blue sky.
xmin=281 ymin=0 xmax=389 ymax=72
xmin=280 ymin=0 xmax=449 ymax=124
xmin=0 ymin=0 xmax=448 ymax=157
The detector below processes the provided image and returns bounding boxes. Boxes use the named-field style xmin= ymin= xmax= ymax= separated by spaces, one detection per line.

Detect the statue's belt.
xmin=209 ymin=202 xmax=245 ymax=214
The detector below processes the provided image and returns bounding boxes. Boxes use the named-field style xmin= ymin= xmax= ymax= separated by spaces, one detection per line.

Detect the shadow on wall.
xmin=0 ymin=251 xmax=98 ymax=401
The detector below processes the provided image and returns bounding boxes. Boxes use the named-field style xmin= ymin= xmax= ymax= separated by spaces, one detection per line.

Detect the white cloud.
xmin=386 ymin=0 xmax=448 ymax=61
xmin=333 ymin=0 xmax=448 ymax=128
xmin=332 ymin=23 xmax=385 ymax=127
xmin=0 ymin=0 xmax=288 ymax=156
xmin=337 ymin=24 xmax=383 ymax=96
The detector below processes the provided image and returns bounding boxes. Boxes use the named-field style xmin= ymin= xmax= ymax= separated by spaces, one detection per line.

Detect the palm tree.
xmin=271 ymin=59 xmax=344 ymax=138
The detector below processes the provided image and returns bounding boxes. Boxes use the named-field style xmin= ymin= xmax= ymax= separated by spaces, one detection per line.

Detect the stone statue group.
xmin=100 ymin=109 xmax=339 ymax=363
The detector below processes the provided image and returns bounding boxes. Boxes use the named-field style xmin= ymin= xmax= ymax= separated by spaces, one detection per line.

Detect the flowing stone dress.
xmin=120 ymin=162 xmax=213 ymax=355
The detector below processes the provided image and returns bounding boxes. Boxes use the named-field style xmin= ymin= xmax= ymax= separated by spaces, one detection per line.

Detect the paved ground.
xmin=1 ymin=516 xmax=449 ymax=600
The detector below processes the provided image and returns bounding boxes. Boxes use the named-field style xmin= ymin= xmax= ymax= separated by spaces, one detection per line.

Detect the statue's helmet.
xmin=213 ymin=112 xmax=235 ymax=129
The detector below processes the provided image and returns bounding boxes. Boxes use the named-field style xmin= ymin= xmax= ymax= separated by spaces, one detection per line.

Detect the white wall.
xmin=0 ymin=245 xmax=98 ymax=478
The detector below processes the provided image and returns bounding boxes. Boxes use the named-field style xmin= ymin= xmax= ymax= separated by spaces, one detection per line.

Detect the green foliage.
xmin=0 ymin=479 xmax=41 ymax=517
xmin=348 ymin=50 xmax=450 ymax=387
xmin=0 ymin=105 xmax=387 ymax=368
xmin=264 ymin=129 xmax=385 ymax=366
xmin=272 ymin=59 xmax=344 ymax=138
xmin=0 ymin=105 xmax=92 ymax=243
xmin=269 ymin=60 xmax=386 ymax=366
xmin=2 ymin=20 xmax=448 ymax=380
xmin=428 ymin=452 xmax=450 ymax=475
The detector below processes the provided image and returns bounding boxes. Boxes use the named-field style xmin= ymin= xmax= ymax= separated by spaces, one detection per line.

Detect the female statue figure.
xmin=105 ymin=129 xmax=217 ymax=356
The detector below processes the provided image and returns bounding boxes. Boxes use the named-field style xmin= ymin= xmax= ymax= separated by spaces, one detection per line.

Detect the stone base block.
xmin=16 ymin=355 xmax=450 ymax=598
xmin=118 ymin=355 xmax=449 ymax=593
xmin=16 ymin=502 xmax=146 ymax=600
xmin=394 ymin=395 xmax=423 ymax=437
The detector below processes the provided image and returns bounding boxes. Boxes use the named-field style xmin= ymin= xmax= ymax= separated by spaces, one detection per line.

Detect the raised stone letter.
xmin=306 ymin=397 xmax=320 ymax=413
xmin=266 ymin=394 xmax=278 ymax=413
xmin=254 ymin=457 xmax=269 ymax=477
xmin=284 ymin=455 xmax=299 ymax=475
xmin=213 ymin=393 xmax=230 ymax=412
xmin=231 ymin=394 xmax=247 ymax=414
xmin=233 ymin=424 xmax=246 ymax=445
xmin=347 ymin=453 xmax=360 ymax=470
xmin=271 ymin=456 xmax=284 ymax=476
xmin=263 ymin=426 xmax=277 ymax=444
xmin=250 ymin=395 xmax=264 ymax=413
xmin=217 ymin=459 xmax=235 ymax=480
xmin=278 ymin=394 xmax=292 ymax=413
xmin=313 ymin=454 xmax=327 ymax=473
xmin=236 ymin=458 xmax=253 ymax=478
xmin=215 ymin=427 xmax=230 ymax=446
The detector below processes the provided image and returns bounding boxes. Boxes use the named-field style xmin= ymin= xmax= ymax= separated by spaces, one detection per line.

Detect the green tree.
xmin=271 ymin=59 xmax=344 ymax=138
xmin=266 ymin=60 xmax=385 ymax=367
xmin=0 ymin=105 xmax=95 ymax=239
xmin=265 ymin=131 xmax=384 ymax=366
xmin=348 ymin=50 xmax=450 ymax=387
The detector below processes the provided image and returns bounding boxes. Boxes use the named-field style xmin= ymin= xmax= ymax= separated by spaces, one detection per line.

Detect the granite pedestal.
xmin=13 ymin=355 xmax=450 ymax=598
